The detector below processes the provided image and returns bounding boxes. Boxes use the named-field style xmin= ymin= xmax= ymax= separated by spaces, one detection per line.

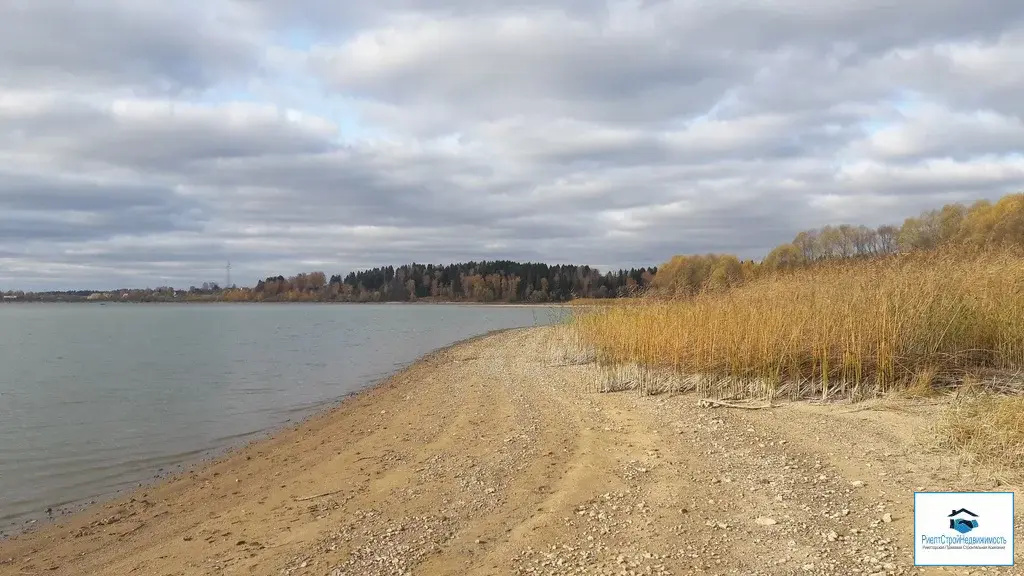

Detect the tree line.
xmin=651 ymin=192 xmax=1024 ymax=297
xmin=1 ymin=262 xmax=658 ymax=303
xmin=250 ymin=262 xmax=657 ymax=303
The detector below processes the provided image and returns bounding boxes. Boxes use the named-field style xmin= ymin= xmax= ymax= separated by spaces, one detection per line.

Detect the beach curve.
xmin=0 ymin=327 xmax=1015 ymax=575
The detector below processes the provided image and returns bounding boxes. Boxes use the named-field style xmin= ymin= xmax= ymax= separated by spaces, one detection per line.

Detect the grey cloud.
xmin=0 ymin=0 xmax=262 ymax=93
xmin=0 ymin=169 xmax=206 ymax=243
xmin=844 ymin=106 xmax=1024 ymax=163
xmin=0 ymin=207 xmax=200 ymax=243
xmin=253 ymin=0 xmax=1024 ymax=52
xmin=244 ymin=0 xmax=604 ymax=34
xmin=727 ymin=36 xmax=1024 ymax=124
xmin=881 ymin=35 xmax=1024 ymax=119
xmin=0 ymin=172 xmax=175 ymax=212
xmin=306 ymin=9 xmax=754 ymax=130
xmin=503 ymin=110 xmax=865 ymax=167
xmin=0 ymin=97 xmax=339 ymax=174
xmin=662 ymin=0 xmax=1024 ymax=56
xmin=307 ymin=1 xmax=1024 ymax=130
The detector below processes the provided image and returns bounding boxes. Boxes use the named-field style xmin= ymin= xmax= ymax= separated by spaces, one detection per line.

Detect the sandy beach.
xmin=0 ymin=327 xmax=1018 ymax=575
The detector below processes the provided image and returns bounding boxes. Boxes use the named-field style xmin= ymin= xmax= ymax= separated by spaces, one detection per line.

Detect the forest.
xmin=248 ymin=262 xmax=658 ymax=303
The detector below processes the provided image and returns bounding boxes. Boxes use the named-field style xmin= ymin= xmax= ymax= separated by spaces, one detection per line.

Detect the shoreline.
xmin=1 ymin=327 xmax=1015 ymax=575
xmin=0 ymin=328 xmax=519 ymax=541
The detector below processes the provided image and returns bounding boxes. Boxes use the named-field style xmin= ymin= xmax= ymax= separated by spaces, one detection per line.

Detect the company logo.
xmin=915 ymin=492 xmax=1014 ymax=567
xmin=948 ymin=508 xmax=979 ymax=534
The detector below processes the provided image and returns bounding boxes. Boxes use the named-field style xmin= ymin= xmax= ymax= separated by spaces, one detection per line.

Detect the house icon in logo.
xmin=948 ymin=508 xmax=979 ymax=533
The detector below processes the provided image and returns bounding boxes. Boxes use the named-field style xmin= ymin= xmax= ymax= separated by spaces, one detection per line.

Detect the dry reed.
xmin=940 ymin=394 xmax=1024 ymax=476
xmin=571 ymin=248 xmax=1024 ymax=401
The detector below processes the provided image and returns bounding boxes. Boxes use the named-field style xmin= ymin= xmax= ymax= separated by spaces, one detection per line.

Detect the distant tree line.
xmin=0 ymin=284 xmax=234 ymax=303
xmin=1 ymin=262 xmax=658 ymax=304
xmin=250 ymin=262 xmax=657 ymax=303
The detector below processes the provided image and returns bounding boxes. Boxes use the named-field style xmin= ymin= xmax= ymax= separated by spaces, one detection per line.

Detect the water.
xmin=0 ymin=303 xmax=567 ymax=531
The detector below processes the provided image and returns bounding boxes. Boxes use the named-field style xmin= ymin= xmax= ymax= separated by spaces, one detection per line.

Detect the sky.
xmin=2 ymin=1 xmax=1024 ymax=290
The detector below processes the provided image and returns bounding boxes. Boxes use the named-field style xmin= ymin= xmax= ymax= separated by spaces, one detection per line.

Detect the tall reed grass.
xmin=571 ymin=248 xmax=1024 ymax=401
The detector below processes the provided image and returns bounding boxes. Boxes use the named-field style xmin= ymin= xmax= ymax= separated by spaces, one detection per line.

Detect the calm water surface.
xmin=0 ymin=303 xmax=565 ymax=531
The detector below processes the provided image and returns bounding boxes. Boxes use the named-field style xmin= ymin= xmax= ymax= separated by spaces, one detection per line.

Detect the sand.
xmin=0 ymin=327 xmax=1018 ymax=575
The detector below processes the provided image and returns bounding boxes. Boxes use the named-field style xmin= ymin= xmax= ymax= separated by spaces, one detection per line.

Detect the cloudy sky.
xmin=3 ymin=0 xmax=1024 ymax=290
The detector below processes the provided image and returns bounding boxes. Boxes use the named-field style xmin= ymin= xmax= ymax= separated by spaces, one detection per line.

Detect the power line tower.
xmin=225 ymin=261 xmax=232 ymax=290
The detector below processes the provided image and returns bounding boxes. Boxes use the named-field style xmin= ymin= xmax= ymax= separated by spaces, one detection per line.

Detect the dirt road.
xmin=0 ymin=327 xmax=1018 ymax=575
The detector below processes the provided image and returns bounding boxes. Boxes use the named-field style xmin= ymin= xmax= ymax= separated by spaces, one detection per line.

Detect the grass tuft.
xmin=902 ymin=367 xmax=941 ymax=398
xmin=940 ymin=395 xmax=1024 ymax=475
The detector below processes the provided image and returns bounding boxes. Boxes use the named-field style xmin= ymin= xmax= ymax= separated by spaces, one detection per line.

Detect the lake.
xmin=0 ymin=303 xmax=566 ymax=532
